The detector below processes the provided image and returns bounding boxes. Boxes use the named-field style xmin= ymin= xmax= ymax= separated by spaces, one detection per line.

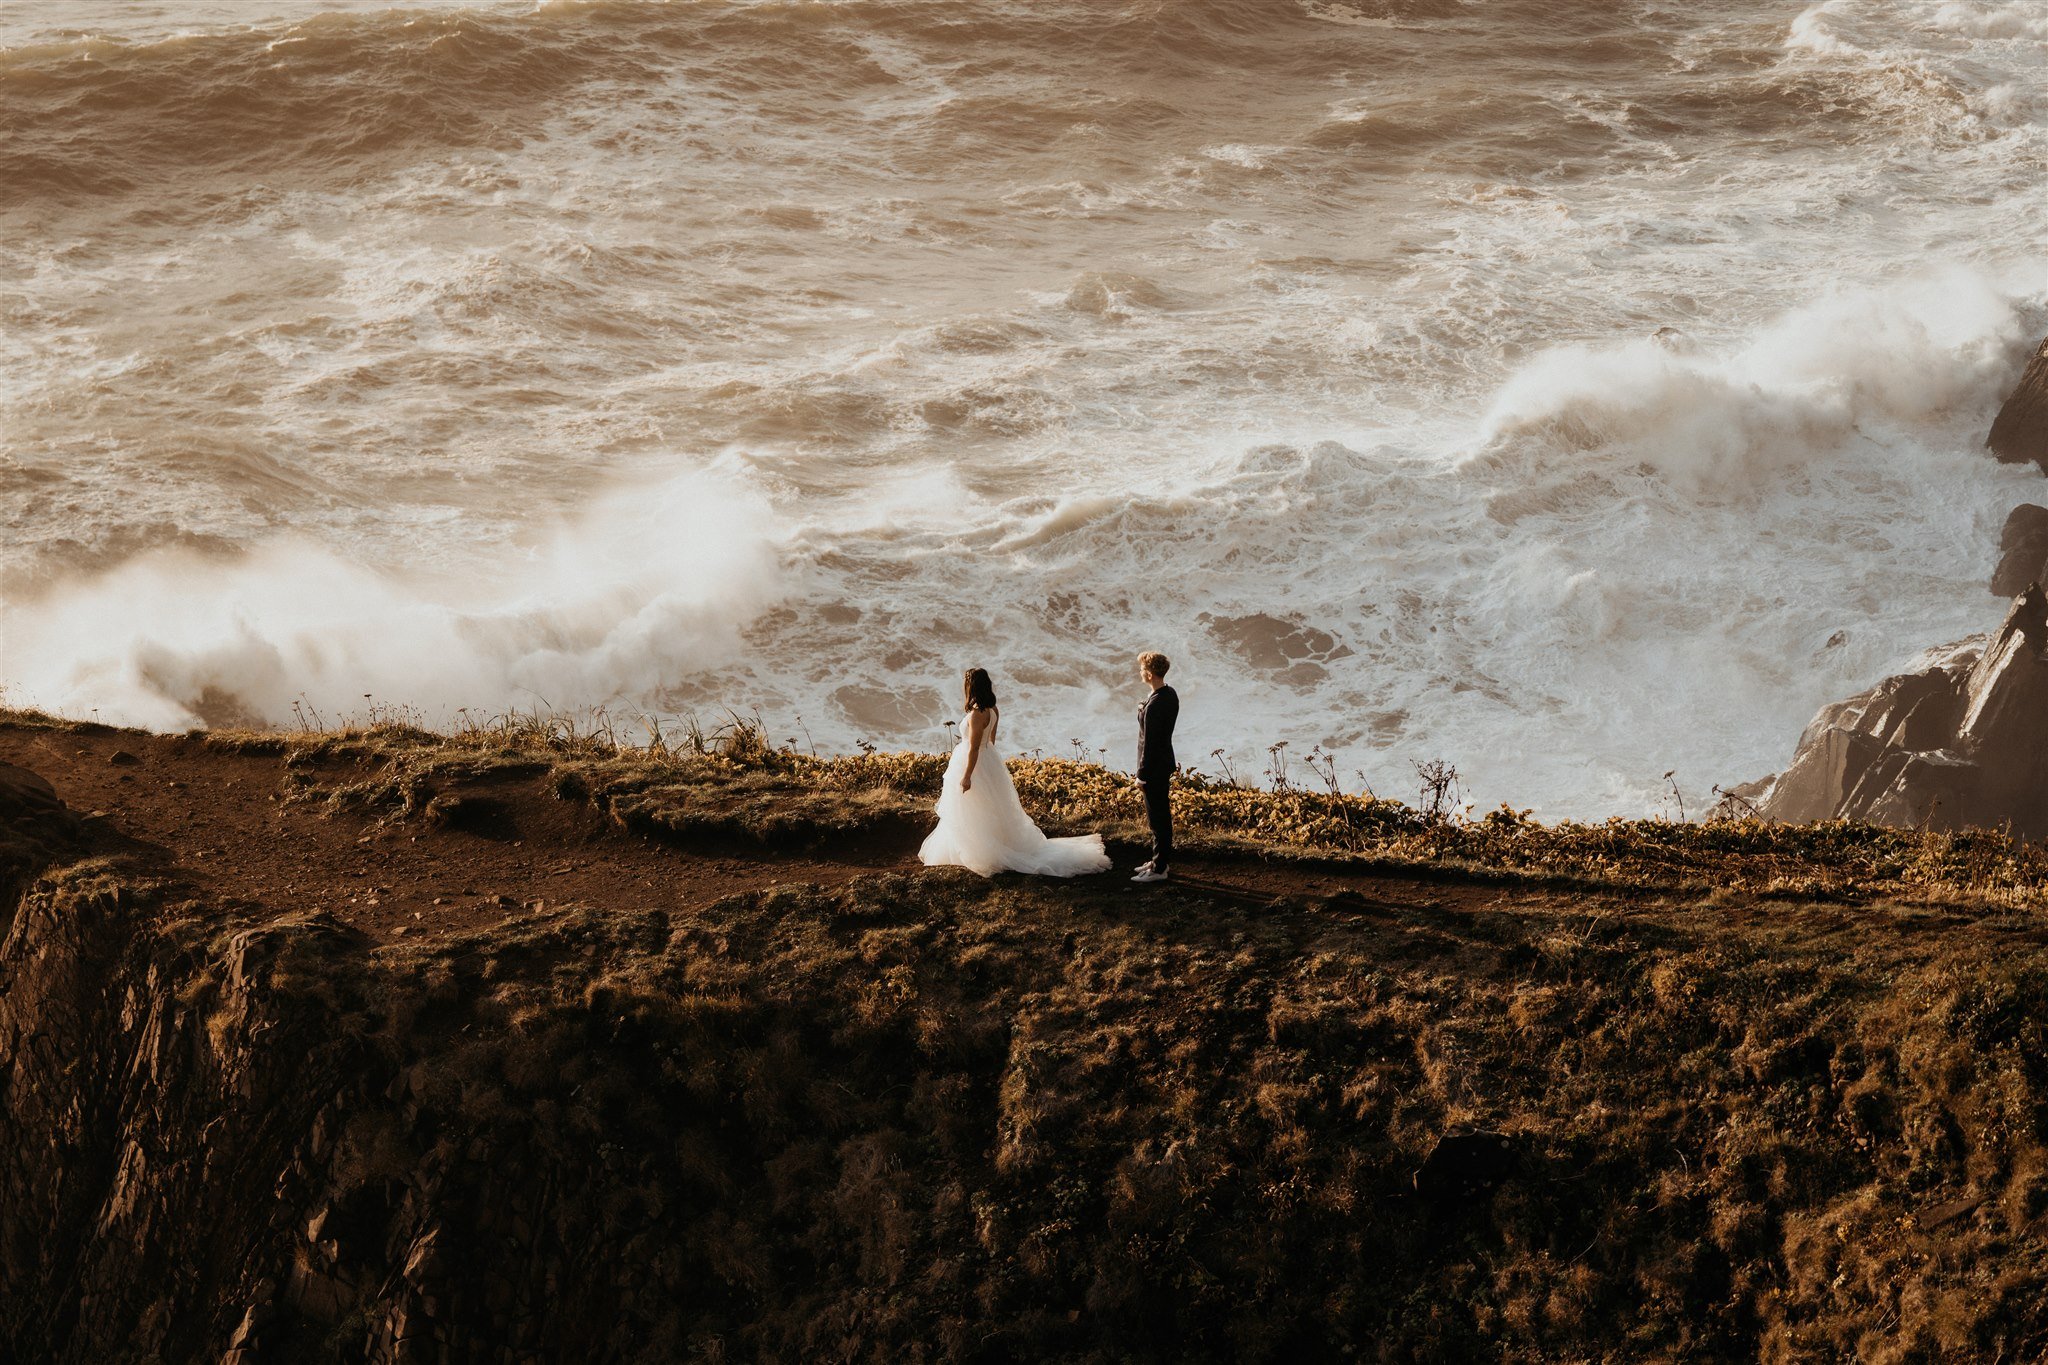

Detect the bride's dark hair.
xmin=963 ymin=667 xmax=997 ymax=712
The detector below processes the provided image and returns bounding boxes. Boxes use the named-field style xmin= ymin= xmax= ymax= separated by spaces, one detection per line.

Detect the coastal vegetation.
xmin=3 ymin=707 xmax=2046 ymax=1362
xmin=186 ymin=705 xmax=2048 ymax=907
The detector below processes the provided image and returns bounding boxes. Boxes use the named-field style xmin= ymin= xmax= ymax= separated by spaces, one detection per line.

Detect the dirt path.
xmin=0 ymin=722 xmax=1527 ymax=945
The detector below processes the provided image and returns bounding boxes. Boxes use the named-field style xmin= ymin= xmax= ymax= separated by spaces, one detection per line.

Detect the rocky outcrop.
xmin=1752 ymin=587 xmax=2048 ymax=837
xmin=1992 ymin=504 xmax=2048 ymax=597
xmin=1988 ymin=333 xmax=2048 ymax=472
xmin=1752 ymin=341 xmax=2048 ymax=832
xmin=0 ymin=760 xmax=79 ymax=892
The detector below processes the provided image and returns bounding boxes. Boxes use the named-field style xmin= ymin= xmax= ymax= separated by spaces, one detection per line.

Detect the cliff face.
xmin=1753 ymin=588 xmax=2048 ymax=836
xmin=6 ymin=727 xmax=2048 ymax=1363
xmin=1988 ymin=333 xmax=2048 ymax=473
xmin=1993 ymin=504 xmax=2048 ymax=598
xmin=0 ymin=775 xmax=395 ymax=1362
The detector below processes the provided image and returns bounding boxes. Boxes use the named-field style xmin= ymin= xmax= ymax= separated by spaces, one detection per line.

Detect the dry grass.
xmin=268 ymin=870 xmax=2048 ymax=1361
xmin=5 ymin=705 xmax=2048 ymax=1359
xmin=119 ymin=706 xmax=2048 ymax=905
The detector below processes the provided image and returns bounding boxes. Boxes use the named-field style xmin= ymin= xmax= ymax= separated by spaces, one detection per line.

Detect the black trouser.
xmin=1142 ymin=775 xmax=1173 ymax=869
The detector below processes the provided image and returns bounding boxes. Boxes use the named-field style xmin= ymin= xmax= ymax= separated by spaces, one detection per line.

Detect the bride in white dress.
xmin=919 ymin=668 xmax=1111 ymax=877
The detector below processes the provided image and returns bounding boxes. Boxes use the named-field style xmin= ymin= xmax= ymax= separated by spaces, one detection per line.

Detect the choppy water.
xmin=3 ymin=0 xmax=2044 ymax=814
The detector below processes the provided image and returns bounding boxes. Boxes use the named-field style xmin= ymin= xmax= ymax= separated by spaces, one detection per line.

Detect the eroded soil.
xmin=0 ymin=721 xmax=1531 ymax=947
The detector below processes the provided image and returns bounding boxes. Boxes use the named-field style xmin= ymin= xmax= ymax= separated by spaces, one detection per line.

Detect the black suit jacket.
xmin=1137 ymin=685 xmax=1178 ymax=783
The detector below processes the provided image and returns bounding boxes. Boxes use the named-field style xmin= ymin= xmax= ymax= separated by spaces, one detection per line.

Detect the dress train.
xmin=918 ymin=721 xmax=1109 ymax=877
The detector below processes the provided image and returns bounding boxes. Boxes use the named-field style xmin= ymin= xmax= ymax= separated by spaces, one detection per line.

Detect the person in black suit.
xmin=1132 ymin=651 xmax=1178 ymax=883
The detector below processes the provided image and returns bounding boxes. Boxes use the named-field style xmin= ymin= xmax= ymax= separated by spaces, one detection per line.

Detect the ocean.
xmin=3 ymin=0 xmax=2044 ymax=815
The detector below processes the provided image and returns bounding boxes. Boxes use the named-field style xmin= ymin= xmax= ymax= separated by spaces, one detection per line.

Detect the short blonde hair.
xmin=1139 ymin=651 xmax=1170 ymax=678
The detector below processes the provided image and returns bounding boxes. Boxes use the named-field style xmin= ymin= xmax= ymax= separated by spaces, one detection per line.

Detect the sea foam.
xmin=2 ymin=472 xmax=781 ymax=731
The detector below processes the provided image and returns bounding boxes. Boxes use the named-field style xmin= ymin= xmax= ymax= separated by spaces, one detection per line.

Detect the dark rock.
xmin=423 ymin=792 xmax=516 ymax=840
xmin=0 ymin=763 xmax=80 ymax=884
xmin=1988 ymin=333 xmax=2048 ymax=473
xmin=1754 ymin=587 xmax=2048 ymax=838
xmin=1860 ymin=750 xmax=1981 ymax=830
xmin=1757 ymin=726 xmax=1889 ymax=826
xmin=0 ymin=762 xmax=65 ymax=820
xmin=1992 ymin=504 xmax=2048 ymax=597
xmin=1708 ymin=775 xmax=1773 ymax=819
xmin=107 ymin=750 xmax=141 ymax=767
xmin=1914 ymin=1192 xmax=1987 ymax=1232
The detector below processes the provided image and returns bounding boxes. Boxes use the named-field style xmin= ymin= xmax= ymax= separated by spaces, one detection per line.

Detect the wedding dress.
xmin=919 ymin=712 xmax=1110 ymax=877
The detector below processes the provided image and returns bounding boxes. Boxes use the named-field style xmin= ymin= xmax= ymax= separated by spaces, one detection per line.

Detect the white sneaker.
xmin=1131 ymin=865 xmax=1169 ymax=883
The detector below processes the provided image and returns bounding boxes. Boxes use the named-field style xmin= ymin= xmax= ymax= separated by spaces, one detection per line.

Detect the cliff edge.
xmin=3 ymin=716 xmax=2047 ymax=1362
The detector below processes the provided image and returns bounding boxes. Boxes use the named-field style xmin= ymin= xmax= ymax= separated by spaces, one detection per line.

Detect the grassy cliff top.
xmin=4 ymin=707 xmax=2048 ymax=1360
xmin=19 ymin=704 xmax=2028 ymax=905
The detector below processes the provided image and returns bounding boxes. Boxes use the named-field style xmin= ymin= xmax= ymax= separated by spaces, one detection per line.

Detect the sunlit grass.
xmin=9 ymin=701 xmax=2026 ymax=904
